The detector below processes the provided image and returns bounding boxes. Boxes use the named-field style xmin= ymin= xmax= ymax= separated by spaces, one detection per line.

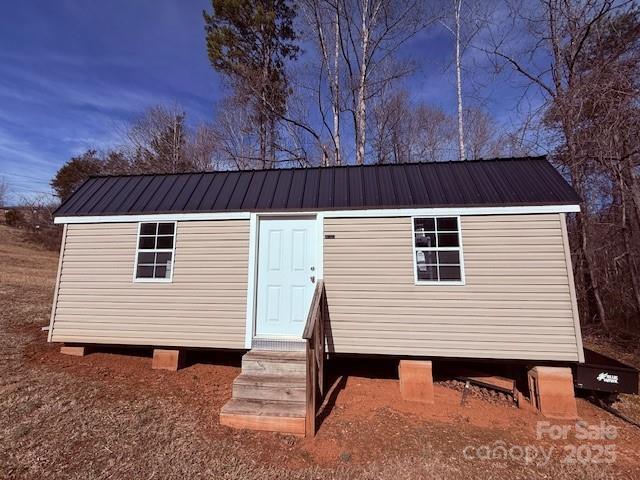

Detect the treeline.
xmin=38 ymin=1 xmax=640 ymax=337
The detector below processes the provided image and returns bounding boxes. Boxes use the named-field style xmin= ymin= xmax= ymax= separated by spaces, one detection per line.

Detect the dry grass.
xmin=1 ymin=224 xmax=639 ymax=479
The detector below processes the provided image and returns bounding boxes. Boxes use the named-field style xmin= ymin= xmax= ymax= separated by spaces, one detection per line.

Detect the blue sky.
xmin=0 ymin=1 xmax=538 ymax=204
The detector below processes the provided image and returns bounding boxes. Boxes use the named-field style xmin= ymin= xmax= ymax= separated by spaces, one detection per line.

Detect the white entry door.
xmin=255 ymin=217 xmax=317 ymax=338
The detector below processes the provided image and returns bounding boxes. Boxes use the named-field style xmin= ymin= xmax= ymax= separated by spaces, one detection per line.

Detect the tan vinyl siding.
xmin=50 ymin=220 xmax=249 ymax=349
xmin=323 ymin=213 xmax=582 ymax=361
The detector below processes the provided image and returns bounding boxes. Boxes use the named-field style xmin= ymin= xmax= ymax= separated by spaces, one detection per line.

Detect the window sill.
xmin=133 ymin=278 xmax=174 ymax=284
xmin=414 ymin=280 xmax=465 ymax=286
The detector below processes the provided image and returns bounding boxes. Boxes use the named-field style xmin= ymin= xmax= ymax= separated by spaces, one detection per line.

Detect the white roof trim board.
xmin=54 ymin=204 xmax=580 ymax=224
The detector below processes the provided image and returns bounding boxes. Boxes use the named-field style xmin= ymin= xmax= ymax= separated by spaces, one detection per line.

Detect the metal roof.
xmin=54 ymin=156 xmax=580 ymax=217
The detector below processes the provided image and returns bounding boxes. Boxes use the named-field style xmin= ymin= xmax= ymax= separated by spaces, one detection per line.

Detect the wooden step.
xmin=241 ymin=350 xmax=306 ymax=376
xmin=232 ymin=373 xmax=306 ymax=402
xmin=220 ymin=398 xmax=306 ymax=435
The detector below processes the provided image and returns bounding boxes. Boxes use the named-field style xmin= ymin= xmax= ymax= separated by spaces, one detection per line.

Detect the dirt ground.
xmin=1 ymin=224 xmax=640 ymax=479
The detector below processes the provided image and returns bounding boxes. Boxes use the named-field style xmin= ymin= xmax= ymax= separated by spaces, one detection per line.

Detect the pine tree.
xmin=203 ymin=0 xmax=299 ymax=168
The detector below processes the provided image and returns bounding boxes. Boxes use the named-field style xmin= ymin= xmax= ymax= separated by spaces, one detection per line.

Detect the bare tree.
xmin=464 ymin=106 xmax=503 ymax=159
xmin=485 ymin=0 xmax=639 ymax=329
xmin=439 ymin=0 xmax=489 ymax=160
xmin=412 ymin=104 xmax=458 ymax=161
xmin=186 ymin=124 xmax=220 ymax=171
xmin=338 ymin=0 xmax=426 ymax=164
xmin=302 ymin=0 xmax=343 ymax=164
xmin=371 ymin=89 xmax=413 ymax=163
xmin=210 ymin=96 xmax=262 ymax=170
xmin=126 ymin=105 xmax=189 ymax=173
xmin=0 ymin=176 xmax=9 ymax=207
xmin=454 ymin=0 xmax=466 ymax=159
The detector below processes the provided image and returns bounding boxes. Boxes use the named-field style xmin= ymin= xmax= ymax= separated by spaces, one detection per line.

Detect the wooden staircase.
xmin=220 ymin=281 xmax=328 ymax=437
xmin=220 ymin=350 xmax=307 ymax=435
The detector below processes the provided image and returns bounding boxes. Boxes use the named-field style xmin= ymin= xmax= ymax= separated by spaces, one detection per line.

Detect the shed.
xmin=48 ymin=156 xmax=584 ymax=434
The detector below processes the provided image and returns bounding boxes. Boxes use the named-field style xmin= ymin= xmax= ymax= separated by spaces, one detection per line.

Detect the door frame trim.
xmin=244 ymin=212 xmax=324 ymax=348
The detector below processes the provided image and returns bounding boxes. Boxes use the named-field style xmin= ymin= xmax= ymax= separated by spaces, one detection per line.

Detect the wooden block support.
xmin=399 ymin=360 xmax=434 ymax=404
xmin=60 ymin=345 xmax=88 ymax=356
xmin=527 ymin=366 xmax=577 ymax=419
xmin=152 ymin=349 xmax=183 ymax=371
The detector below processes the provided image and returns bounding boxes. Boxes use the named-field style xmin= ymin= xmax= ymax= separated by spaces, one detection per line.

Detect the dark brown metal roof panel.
xmin=255 ymin=170 xmax=279 ymax=209
xmin=317 ymin=168 xmax=334 ymax=208
xmin=404 ymin=163 xmax=429 ymax=205
xmin=227 ymin=171 xmax=253 ymax=210
xmin=53 ymin=157 xmax=581 ymax=217
xmin=301 ymin=169 xmax=320 ymax=209
xmin=347 ymin=167 xmax=364 ymax=208
xmin=197 ymin=172 xmax=229 ymax=212
xmin=55 ymin=177 xmax=100 ymax=215
xmin=241 ymin=170 xmax=267 ymax=210
xmin=172 ymin=173 xmax=204 ymax=211
xmin=362 ymin=166 xmax=380 ymax=207
xmin=286 ymin=169 xmax=307 ymax=210
xmin=155 ymin=175 xmax=191 ymax=212
xmin=90 ymin=176 xmax=131 ymax=214
xmin=333 ymin=167 xmax=349 ymax=208
xmin=272 ymin=170 xmax=293 ymax=209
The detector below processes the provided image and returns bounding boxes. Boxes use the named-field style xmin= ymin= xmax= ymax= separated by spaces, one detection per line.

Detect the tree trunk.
xmin=355 ymin=0 xmax=369 ymax=165
xmin=258 ymin=113 xmax=267 ymax=169
xmin=267 ymin=116 xmax=276 ymax=169
xmin=333 ymin=3 xmax=341 ymax=165
xmin=567 ymin=155 xmax=608 ymax=329
xmin=618 ymin=168 xmax=640 ymax=316
xmin=623 ymin=157 xmax=640 ymax=229
xmin=455 ymin=0 xmax=465 ymax=161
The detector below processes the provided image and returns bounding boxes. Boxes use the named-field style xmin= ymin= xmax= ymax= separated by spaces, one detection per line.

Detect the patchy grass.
xmin=1 ymin=224 xmax=639 ymax=479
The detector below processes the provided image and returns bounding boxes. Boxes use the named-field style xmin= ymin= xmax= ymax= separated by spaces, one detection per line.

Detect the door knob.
xmin=310 ymin=275 xmax=316 ymax=283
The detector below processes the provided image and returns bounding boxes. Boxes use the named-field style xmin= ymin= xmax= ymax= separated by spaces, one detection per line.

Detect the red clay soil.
xmin=25 ymin=336 xmax=640 ymax=477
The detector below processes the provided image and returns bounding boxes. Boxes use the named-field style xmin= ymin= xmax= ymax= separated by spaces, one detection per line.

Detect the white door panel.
xmin=255 ymin=218 xmax=316 ymax=338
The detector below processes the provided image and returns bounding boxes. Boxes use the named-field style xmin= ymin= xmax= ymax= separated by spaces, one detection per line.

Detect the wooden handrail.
xmin=303 ymin=280 xmax=324 ymax=340
xmin=304 ymin=280 xmax=326 ymax=437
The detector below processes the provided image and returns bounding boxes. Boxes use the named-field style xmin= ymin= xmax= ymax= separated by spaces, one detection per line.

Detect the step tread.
xmin=234 ymin=373 xmax=306 ymax=387
xmin=221 ymin=398 xmax=306 ymax=418
xmin=243 ymin=349 xmax=306 ymax=363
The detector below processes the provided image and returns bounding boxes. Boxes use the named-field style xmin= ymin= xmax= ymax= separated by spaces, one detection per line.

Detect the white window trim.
xmin=132 ymin=221 xmax=177 ymax=283
xmin=412 ymin=215 xmax=466 ymax=286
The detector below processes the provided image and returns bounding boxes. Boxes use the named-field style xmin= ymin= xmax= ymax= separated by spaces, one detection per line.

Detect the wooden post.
xmin=305 ymin=342 xmax=317 ymax=437
xmin=303 ymin=281 xmax=326 ymax=438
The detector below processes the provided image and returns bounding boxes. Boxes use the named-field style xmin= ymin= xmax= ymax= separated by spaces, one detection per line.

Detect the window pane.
xmin=158 ymin=223 xmax=175 ymax=235
xmin=139 ymin=236 xmax=156 ymax=249
xmin=156 ymin=235 xmax=174 ymax=249
xmin=156 ymin=252 xmax=172 ymax=265
xmin=439 ymin=265 xmax=461 ymax=281
xmin=438 ymin=233 xmax=459 ymax=247
xmin=138 ymin=252 xmax=155 ymax=264
xmin=414 ymin=217 xmax=435 ymax=232
xmin=415 ymin=232 xmax=436 ymax=247
xmin=154 ymin=265 xmax=168 ymax=278
xmin=417 ymin=250 xmax=437 ymax=264
xmin=438 ymin=251 xmax=459 ymax=265
xmin=140 ymin=223 xmax=157 ymax=235
xmin=437 ymin=217 xmax=458 ymax=231
xmin=417 ymin=264 xmax=438 ymax=281
xmin=136 ymin=265 xmax=154 ymax=278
